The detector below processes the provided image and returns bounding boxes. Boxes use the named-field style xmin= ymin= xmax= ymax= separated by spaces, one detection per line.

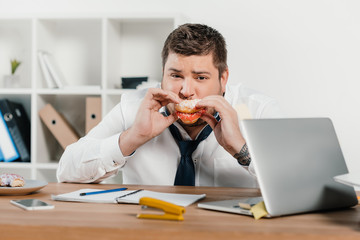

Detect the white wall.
xmin=1 ymin=0 xmax=360 ymax=173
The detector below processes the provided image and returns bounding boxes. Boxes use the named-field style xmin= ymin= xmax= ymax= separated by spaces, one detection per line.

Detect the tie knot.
xmin=178 ymin=140 xmax=199 ymax=157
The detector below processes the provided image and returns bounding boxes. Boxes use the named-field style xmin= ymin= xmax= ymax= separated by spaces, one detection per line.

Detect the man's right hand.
xmin=119 ymin=88 xmax=181 ymax=156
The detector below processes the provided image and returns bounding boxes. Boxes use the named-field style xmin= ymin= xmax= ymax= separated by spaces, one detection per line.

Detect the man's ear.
xmin=161 ymin=67 xmax=164 ymax=89
xmin=220 ymin=68 xmax=229 ymax=94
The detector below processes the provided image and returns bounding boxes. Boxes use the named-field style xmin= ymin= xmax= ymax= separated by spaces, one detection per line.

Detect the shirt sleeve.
xmin=56 ymin=100 xmax=130 ymax=183
xmin=236 ymin=87 xmax=283 ymax=174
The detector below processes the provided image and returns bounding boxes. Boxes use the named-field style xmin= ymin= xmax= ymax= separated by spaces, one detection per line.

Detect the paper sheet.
xmin=52 ymin=189 xmax=206 ymax=207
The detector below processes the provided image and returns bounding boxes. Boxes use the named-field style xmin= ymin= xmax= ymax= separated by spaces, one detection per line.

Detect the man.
xmin=57 ymin=23 xmax=281 ymax=187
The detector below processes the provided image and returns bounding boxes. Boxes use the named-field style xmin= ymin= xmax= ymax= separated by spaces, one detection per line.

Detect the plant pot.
xmin=3 ymin=75 xmax=21 ymax=88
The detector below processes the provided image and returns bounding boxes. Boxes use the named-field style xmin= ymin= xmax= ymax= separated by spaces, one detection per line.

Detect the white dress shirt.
xmin=57 ymin=83 xmax=282 ymax=187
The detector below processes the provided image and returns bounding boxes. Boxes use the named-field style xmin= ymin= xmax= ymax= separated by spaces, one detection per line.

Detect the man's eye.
xmin=171 ymin=74 xmax=181 ymax=79
xmin=197 ymin=76 xmax=208 ymax=80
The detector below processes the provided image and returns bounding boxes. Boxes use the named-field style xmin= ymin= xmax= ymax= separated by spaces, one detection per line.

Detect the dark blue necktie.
xmin=169 ymin=124 xmax=213 ymax=186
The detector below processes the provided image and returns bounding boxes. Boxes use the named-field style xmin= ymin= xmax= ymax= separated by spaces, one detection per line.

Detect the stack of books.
xmin=0 ymin=99 xmax=31 ymax=162
xmin=37 ymin=51 xmax=67 ymax=89
xmin=37 ymin=50 xmax=100 ymax=90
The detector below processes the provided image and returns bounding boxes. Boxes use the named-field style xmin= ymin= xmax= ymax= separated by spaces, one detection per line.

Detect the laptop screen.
xmin=241 ymin=118 xmax=357 ymax=216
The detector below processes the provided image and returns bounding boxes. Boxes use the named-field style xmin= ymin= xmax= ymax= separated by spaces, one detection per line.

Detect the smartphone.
xmin=10 ymin=199 xmax=54 ymax=210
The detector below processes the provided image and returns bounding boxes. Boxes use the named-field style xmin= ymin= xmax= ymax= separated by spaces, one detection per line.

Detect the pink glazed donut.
xmin=0 ymin=173 xmax=25 ymax=187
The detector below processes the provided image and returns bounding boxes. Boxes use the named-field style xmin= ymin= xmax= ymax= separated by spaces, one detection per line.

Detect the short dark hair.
xmin=162 ymin=23 xmax=228 ymax=79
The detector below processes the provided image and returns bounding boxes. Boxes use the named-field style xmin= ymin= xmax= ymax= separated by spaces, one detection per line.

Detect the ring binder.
xmin=85 ymin=97 xmax=101 ymax=134
xmin=39 ymin=104 xmax=80 ymax=150
xmin=0 ymin=99 xmax=30 ymax=162
xmin=0 ymin=109 xmax=20 ymax=162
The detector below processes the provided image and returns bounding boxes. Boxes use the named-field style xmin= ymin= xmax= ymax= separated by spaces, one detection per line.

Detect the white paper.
xmin=334 ymin=173 xmax=360 ymax=188
xmin=52 ymin=189 xmax=206 ymax=207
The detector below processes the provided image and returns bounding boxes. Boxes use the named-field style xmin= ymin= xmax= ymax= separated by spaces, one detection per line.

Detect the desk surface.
xmin=1 ymin=183 xmax=359 ymax=240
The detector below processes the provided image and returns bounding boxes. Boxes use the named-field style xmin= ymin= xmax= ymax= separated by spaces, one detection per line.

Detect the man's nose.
xmin=179 ymin=78 xmax=194 ymax=99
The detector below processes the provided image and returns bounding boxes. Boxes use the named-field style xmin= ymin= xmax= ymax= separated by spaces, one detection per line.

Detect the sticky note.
xmin=250 ymin=201 xmax=268 ymax=220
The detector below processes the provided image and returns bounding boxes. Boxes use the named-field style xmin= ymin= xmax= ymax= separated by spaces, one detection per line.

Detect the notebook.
xmin=52 ymin=189 xmax=206 ymax=207
xmin=198 ymin=118 xmax=358 ymax=217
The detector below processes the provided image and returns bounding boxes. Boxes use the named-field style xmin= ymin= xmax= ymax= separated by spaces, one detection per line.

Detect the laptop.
xmin=198 ymin=118 xmax=358 ymax=217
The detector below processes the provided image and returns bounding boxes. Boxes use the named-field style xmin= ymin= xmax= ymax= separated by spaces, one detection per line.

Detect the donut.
xmin=0 ymin=173 xmax=25 ymax=187
xmin=175 ymin=99 xmax=205 ymax=124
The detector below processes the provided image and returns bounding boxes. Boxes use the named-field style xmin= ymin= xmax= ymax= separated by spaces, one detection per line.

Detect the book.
xmin=0 ymin=109 xmax=20 ymax=162
xmin=38 ymin=51 xmax=57 ymax=88
xmin=41 ymin=52 xmax=67 ymax=88
xmin=51 ymin=189 xmax=206 ymax=207
xmin=0 ymin=99 xmax=31 ymax=162
xmin=39 ymin=104 xmax=80 ymax=149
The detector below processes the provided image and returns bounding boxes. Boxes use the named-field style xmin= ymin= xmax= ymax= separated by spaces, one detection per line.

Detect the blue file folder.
xmin=0 ymin=109 xmax=20 ymax=162
xmin=0 ymin=99 xmax=31 ymax=162
xmin=0 ymin=147 xmax=4 ymax=161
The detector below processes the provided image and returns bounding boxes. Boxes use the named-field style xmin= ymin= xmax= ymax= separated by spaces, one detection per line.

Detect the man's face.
xmin=161 ymin=52 xmax=228 ymax=126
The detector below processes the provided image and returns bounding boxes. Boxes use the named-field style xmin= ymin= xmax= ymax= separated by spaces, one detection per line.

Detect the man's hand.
xmin=119 ymin=88 xmax=181 ymax=156
xmin=196 ymin=96 xmax=246 ymax=156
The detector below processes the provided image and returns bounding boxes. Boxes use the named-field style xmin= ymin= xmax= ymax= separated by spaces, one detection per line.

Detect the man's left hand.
xmin=196 ymin=96 xmax=246 ymax=156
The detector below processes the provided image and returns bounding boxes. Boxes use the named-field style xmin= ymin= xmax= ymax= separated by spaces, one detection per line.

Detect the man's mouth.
xmin=176 ymin=109 xmax=206 ymax=124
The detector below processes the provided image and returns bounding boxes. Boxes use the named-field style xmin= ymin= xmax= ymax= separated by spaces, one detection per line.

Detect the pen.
xmin=79 ymin=187 xmax=128 ymax=196
xmin=115 ymin=189 xmax=144 ymax=202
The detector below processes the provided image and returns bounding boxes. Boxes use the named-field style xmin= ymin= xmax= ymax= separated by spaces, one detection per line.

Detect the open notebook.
xmin=52 ymin=189 xmax=206 ymax=207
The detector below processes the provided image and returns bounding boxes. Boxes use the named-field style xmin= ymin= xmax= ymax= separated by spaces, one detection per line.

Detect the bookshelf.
xmin=0 ymin=13 xmax=180 ymax=183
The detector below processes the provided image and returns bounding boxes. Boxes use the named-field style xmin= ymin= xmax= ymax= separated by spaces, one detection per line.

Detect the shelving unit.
xmin=0 ymin=13 xmax=180 ymax=183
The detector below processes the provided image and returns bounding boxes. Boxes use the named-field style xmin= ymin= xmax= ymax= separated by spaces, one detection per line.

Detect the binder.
xmin=0 ymin=99 xmax=30 ymax=162
xmin=85 ymin=97 xmax=101 ymax=134
xmin=0 ymin=147 xmax=4 ymax=161
xmin=0 ymin=109 xmax=20 ymax=162
xmin=39 ymin=104 xmax=80 ymax=149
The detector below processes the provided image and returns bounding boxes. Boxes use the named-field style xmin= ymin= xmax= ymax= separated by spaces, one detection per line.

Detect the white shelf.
xmin=0 ymin=88 xmax=32 ymax=94
xmin=0 ymin=162 xmax=32 ymax=169
xmin=36 ymin=88 xmax=102 ymax=95
xmin=0 ymin=14 xmax=179 ymax=182
xmin=104 ymin=89 xmax=135 ymax=95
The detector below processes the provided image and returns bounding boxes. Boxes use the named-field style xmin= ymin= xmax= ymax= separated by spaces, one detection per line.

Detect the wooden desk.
xmin=1 ymin=183 xmax=359 ymax=240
